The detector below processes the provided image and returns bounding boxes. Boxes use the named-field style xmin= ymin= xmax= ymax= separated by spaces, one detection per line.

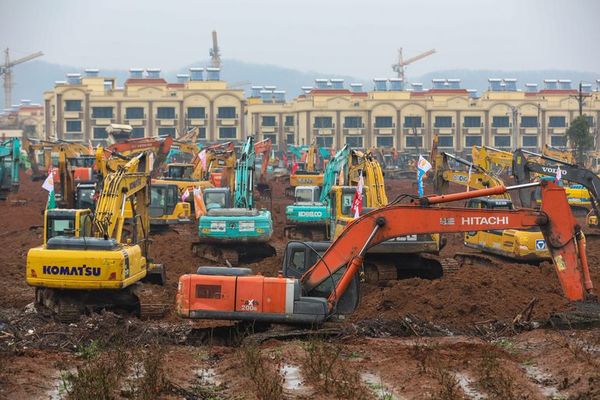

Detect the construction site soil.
xmin=1 ymin=171 xmax=600 ymax=399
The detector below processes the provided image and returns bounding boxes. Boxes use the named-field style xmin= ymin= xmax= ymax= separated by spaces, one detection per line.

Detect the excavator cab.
xmin=294 ymin=186 xmax=320 ymax=203
xmin=282 ymin=241 xmax=359 ymax=316
xmin=43 ymin=209 xmax=93 ymax=243
xmin=203 ymin=188 xmax=231 ymax=211
xmin=148 ymin=184 xmax=192 ymax=226
xmin=74 ymin=183 xmax=97 ymax=210
xmin=166 ymin=164 xmax=194 ymax=180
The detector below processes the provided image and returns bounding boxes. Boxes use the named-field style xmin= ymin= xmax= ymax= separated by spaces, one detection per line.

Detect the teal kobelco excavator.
xmin=193 ymin=136 xmax=275 ymax=266
xmin=0 ymin=137 xmax=21 ymax=200
xmin=284 ymin=145 xmax=350 ymax=240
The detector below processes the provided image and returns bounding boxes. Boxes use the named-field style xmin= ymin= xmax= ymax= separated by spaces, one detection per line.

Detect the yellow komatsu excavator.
xmin=432 ymin=149 xmax=550 ymax=262
xmin=329 ymin=149 xmax=446 ymax=282
xmin=26 ymin=151 xmax=167 ymax=322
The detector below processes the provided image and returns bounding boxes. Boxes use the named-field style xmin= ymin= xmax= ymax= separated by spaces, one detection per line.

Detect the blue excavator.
xmin=0 ymin=138 xmax=21 ymax=200
xmin=284 ymin=145 xmax=350 ymax=240
xmin=193 ymin=136 xmax=275 ymax=266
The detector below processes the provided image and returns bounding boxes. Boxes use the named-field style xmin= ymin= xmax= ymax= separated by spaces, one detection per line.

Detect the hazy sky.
xmin=1 ymin=0 xmax=599 ymax=78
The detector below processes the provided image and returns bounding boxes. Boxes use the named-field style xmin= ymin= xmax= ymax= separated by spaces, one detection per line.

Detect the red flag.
xmin=291 ymin=162 xmax=299 ymax=175
xmin=351 ymin=175 xmax=364 ymax=218
xmin=282 ymin=152 xmax=289 ymax=167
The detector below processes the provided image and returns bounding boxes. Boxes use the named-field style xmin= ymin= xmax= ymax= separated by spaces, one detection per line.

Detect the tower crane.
xmin=209 ymin=30 xmax=221 ymax=68
xmin=391 ymin=48 xmax=436 ymax=81
xmin=1 ymin=48 xmax=44 ymax=109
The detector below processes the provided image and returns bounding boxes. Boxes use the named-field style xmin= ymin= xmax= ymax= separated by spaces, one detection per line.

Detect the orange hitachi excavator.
xmin=177 ymin=181 xmax=597 ymax=324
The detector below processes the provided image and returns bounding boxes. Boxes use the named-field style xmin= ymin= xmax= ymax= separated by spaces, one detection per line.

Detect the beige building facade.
xmin=44 ymin=68 xmax=245 ymax=145
xmin=0 ymin=100 xmax=44 ymax=139
xmin=44 ymin=72 xmax=600 ymax=155
xmin=248 ymin=78 xmax=600 ymax=155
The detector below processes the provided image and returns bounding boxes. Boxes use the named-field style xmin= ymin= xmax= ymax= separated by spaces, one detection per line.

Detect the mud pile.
xmin=1 ymin=173 xmax=599 ymax=332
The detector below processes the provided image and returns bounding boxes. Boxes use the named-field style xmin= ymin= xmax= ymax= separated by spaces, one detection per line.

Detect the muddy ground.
xmin=1 ymin=171 xmax=599 ymax=399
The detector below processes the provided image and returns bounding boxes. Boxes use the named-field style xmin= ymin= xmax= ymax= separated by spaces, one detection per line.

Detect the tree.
xmin=567 ymin=115 xmax=594 ymax=165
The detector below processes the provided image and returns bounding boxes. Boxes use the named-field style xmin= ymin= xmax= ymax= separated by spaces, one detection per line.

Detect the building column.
xmin=208 ymin=100 xmax=214 ymax=142
xmin=540 ymin=108 xmax=546 ymax=147
xmin=254 ymin=112 xmax=260 ymax=137
xmin=305 ymin=111 xmax=311 ymax=146
xmin=278 ymin=112 xmax=283 ymax=150
xmin=44 ymin=99 xmax=52 ymax=139
xmin=484 ymin=109 xmax=490 ymax=147
xmin=84 ymin=93 xmax=91 ymax=142
xmin=179 ymin=100 xmax=185 ymax=137
xmin=366 ymin=110 xmax=372 ymax=149
xmin=148 ymin=101 xmax=154 ymax=138
xmin=56 ymin=94 xmax=63 ymax=139
xmin=456 ymin=110 xmax=462 ymax=153
xmin=335 ymin=111 xmax=341 ymax=148
xmin=396 ymin=108 xmax=402 ymax=151
xmin=240 ymin=100 xmax=246 ymax=139
xmin=425 ymin=109 xmax=432 ymax=151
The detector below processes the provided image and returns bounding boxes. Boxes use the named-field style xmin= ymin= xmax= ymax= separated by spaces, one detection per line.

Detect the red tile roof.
xmin=125 ymin=78 xmax=167 ymax=85
xmin=167 ymin=83 xmax=185 ymax=88
xmin=309 ymin=89 xmax=368 ymax=97
xmin=529 ymin=89 xmax=578 ymax=96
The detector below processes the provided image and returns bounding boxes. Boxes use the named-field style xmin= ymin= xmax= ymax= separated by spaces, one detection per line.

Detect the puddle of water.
xmin=195 ymin=367 xmax=220 ymax=386
xmin=361 ymin=372 xmax=402 ymax=400
xmin=454 ymin=372 xmax=486 ymax=400
xmin=523 ymin=365 xmax=561 ymax=398
xmin=280 ymin=364 xmax=308 ymax=392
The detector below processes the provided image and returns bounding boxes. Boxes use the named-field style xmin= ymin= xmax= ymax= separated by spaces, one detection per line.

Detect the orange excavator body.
xmin=177 ymin=182 xmax=595 ymax=324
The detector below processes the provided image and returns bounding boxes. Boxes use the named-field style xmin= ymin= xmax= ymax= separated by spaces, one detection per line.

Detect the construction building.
xmin=0 ymin=100 xmax=44 ymax=139
xmin=43 ymin=68 xmax=245 ymax=145
xmin=248 ymin=78 xmax=600 ymax=154
xmin=43 ymin=70 xmax=600 ymax=154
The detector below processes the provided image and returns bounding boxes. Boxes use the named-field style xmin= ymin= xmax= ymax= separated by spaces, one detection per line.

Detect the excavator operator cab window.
xmin=168 ymin=165 xmax=184 ymax=179
xmin=76 ymin=187 xmax=96 ymax=210
xmin=295 ymin=187 xmax=316 ymax=203
xmin=204 ymin=191 xmax=227 ymax=210
xmin=46 ymin=213 xmax=76 ymax=241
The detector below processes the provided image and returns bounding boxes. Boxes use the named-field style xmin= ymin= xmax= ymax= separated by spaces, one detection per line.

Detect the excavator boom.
xmin=178 ymin=181 xmax=594 ymax=324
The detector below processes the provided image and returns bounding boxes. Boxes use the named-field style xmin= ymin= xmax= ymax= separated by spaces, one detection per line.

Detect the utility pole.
xmin=570 ymin=81 xmax=591 ymax=117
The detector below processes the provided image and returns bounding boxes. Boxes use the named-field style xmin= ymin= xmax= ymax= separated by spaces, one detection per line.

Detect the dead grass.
xmin=239 ymin=344 xmax=283 ymax=400
xmin=301 ymin=338 xmax=369 ymax=400
xmin=476 ymin=353 xmax=520 ymax=400
xmin=430 ymin=366 xmax=461 ymax=400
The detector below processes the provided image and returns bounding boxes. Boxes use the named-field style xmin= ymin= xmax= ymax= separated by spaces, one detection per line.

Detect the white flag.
xmin=417 ymin=155 xmax=432 ymax=173
xmin=555 ymin=167 xmax=562 ymax=183
xmin=42 ymin=170 xmax=54 ymax=192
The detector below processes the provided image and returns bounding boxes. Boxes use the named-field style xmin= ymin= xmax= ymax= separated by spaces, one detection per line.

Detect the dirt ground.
xmin=1 ymin=171 xmax=600 ymax=399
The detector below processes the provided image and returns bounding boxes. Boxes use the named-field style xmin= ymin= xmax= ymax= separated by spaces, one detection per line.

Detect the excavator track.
xmin=453 ymin=251 xmax=503 ymax=268
xmin=134 ymin=284 xmax=169 ymax=320
xmin=56 ymin=300 xmax=81 ymax=324
xmin=440 ymin=257 xmax=461 ymax=275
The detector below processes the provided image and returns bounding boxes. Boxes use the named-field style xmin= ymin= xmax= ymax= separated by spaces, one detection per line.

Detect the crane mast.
xmin=391 ymin=48 xmax=436 ymax=81
xmin=1 ymin=48 xmax=44 ymax=109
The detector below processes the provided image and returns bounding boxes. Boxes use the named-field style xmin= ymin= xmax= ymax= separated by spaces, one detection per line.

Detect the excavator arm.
xmin=512 ymin=148 xmax=600 ymax=216
xmin=302 ymin=181 xmax=593 ymax=310
xmin=319 ymin=145 xmax=350 ymax=203
xmin=233 ymin=137 xmax=255 ymax=209
xmin=471 ymin=146 xmax=513 ymax=173
xmin=107 ymin=136 xmax=173 ymax=176
xmin=254 ymin=138 xmax=272 ymax=179
xmin=433 ymin=152 xmax=510 ymax=199
xmin=93 ymin=152 xmax=150 ymax=242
